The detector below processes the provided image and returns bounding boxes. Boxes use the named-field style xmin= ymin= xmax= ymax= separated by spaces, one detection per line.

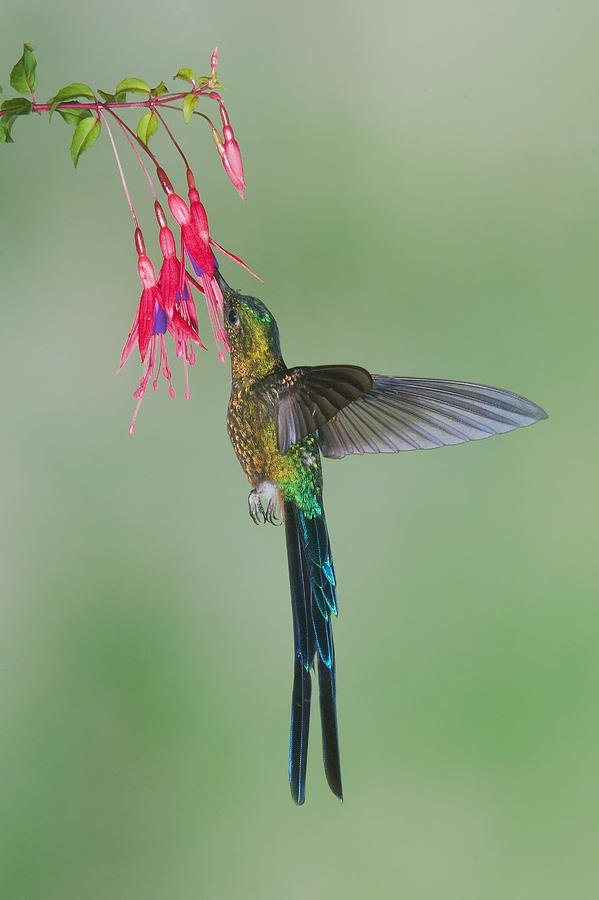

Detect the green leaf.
xmin=97 ymin=88 xmax=117 ymax=103
xmin=57 ymin=107 xmax=93 ymax=126
xmin=173 ymin=68 xmax=197 ymax=86
xmin=10 ymin=43 xmax=38 ymax=95
xmin=0 ymin=97 xmax=33 ymax=143
xmin=47 ymin=82 xmax=95 ymax=119
xmin=182 ymin=92 xmax=198 ymax=123
xmin=97 ymin=88 xmax=128 ymax=104
xmin=70 ymin=115 xmax=101 ymax=166
xmin=1 ymin=96 xmax=33 ymax=115
xmin=151 ymin=81 xmax=168 ymax=97
xmin=137 ymin=110 xmax=158 ymax=144
xmin=114 ymin=77 xmax=151 ymax=95
xmin=196 ymin=76 xmax=210 ymax=88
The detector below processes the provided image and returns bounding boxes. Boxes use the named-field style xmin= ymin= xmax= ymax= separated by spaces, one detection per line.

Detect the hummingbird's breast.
xmin=227 ymin=382 xmax=277 ymax=486
xmin=227 ymin=379 xmax=323 ymax=518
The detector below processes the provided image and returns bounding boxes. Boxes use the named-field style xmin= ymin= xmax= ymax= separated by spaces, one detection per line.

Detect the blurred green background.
xmin=1 ymin=2 xmax=597 ymax=898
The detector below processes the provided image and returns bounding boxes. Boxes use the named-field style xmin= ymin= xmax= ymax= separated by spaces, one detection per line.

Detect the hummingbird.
xmin=217 ymin=270 xmax=547 ymax=805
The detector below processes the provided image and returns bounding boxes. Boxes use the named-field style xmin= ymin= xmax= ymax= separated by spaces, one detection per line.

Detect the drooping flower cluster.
xmin=1 ymin=43 xmax=257 ymax=431
xmin=118 ymin=151 xmax=261 ymax=434
xmin=108 ymin=52 xmax=258 ymax=432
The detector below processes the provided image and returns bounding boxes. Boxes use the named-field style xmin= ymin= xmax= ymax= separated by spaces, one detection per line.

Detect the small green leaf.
xmin=182 ymin=92 xmax=198 ymax=123
xmin=196 ymin=76 xmax=210 ymax=88
xmin=57 ymin=107 xmax=93 ymax=126
xmin=97 ymin=88 xmax=117 ymax=103
xmin=47 ymin=82 xmax=95 ymax=118
xmin=114 ymin=77 xmax=151 ymax=95
xmin=173 ymin=68 xmax=197 ymax=86
xmin=137 ymin=110 xmax=158 ymax=145
xmin=151 ymin=81 xmax=168 ymax=97
xmin=10 ymin=43 xmax=38 ymax=95
xmin=0 ymin=97 xmax=32 ymax=143
xmin=97 ymin=88 xmax=128 ymax=104
xmin=70 ymin=115 xmax=101 ymax=166
xmin=1 ymin=96 xmax=33 ymax=115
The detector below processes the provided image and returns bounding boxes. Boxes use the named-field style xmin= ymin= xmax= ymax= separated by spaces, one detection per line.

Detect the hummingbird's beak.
xmin=214 ymin=267 xmax=232 ymax=300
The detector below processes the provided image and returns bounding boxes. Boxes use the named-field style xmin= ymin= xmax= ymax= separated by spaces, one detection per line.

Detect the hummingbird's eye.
xmin=227 ymin=309 xmax=240 ymax=327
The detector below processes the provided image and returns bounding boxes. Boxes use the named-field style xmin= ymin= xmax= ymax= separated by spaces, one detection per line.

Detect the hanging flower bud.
xmin=210 ymin=99 xmax=246 ymax=199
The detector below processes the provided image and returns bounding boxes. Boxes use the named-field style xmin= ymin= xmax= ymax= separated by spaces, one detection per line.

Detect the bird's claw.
xmin=265 ymin=496 xmax=282 ymax=526
xmin=249 ymin=490 xmax=266 ymax=524
xmin=248 ymin=482 xmax=282 ymax=526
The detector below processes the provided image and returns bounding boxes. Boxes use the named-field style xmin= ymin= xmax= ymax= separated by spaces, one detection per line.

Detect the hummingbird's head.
xmin=216 ymin=270 xmax=283 ymax=380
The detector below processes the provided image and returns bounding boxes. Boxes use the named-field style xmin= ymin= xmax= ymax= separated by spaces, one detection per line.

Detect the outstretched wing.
xmin=317 ymin=376 xmax=548 ymax=458
xmin=266 ymin=367 xmax=547 ymax=457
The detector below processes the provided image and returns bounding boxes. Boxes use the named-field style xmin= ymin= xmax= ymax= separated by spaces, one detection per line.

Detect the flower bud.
xmin=154 ymin=201 xmax=168 ymax=230
xmin=156 ymin=166 xmax=174 ymax=196
xmin=134 ymin=227 xmax=146 ymax=257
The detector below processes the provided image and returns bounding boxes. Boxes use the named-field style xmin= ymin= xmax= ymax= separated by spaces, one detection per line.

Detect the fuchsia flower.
xmin=119 ymin=226 xmax=205 ymax=434
xmin=154 ymin=200 xmax=205 ymax=374
xmin=156 ymin=166 xmax=229 ymax=363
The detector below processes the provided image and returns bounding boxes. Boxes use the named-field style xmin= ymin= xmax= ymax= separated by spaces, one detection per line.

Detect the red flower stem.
xmin=98 ymin=109 xmax=138 ymax=228
xmin=107 ymin=109 xmax=157 ymax=202
xmin=104 ymin=106 xmax=159 ymax=165
xmin=152 ymin=107 xmax=189 ymax=169
xmin=156 ymin=104 xmax=217 ymax=130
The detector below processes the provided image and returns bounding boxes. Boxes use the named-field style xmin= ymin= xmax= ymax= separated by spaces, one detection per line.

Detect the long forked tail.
xmin=284 ymin=499 xmax=342 ymax=804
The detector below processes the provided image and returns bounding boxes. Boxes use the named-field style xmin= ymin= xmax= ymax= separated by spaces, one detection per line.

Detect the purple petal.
xmin=186 ymin=250 xmax=204 ymax=277
xmin=152 ymin=301 xmax=168 ymax=334
xmin=175 ymin=284 xmax=190 ymax=303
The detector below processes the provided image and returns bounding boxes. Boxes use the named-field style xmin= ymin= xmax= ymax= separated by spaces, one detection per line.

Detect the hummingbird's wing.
xmin=268 ymin=367 xmax=546 ymax=457
xmin=316 ymin=377 xmax=548 ymax=458
xmin=268 ymin=365 xmax=373 ymax=454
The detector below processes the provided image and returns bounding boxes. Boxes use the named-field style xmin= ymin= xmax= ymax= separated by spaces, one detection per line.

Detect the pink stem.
xmin=99 ymin=109 xmax=138 ymax=227
xmin=110 ymin=112 xmax=157 ymax=201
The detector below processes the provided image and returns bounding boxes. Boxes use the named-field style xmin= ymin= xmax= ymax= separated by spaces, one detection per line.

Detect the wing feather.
xmin=318 ymin=376 xmax=547 ymax=458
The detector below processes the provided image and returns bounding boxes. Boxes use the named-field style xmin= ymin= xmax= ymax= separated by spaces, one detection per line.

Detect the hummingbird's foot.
xmin=248 ymin=489 xmax=265 ymax=524
xmin=248 ymin=482 xmax=282 ymax=526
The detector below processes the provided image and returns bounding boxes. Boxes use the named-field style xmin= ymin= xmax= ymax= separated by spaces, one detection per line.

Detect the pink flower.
xmin=155 ymin=203 xmax=179 ymax=319
xmin=156 ymin=166 xmax=230 ymax=362
xmin=119 ymin=227 xmax=205 ymax=433
xmin=156 ymin=166 xmax=213 ymax=276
